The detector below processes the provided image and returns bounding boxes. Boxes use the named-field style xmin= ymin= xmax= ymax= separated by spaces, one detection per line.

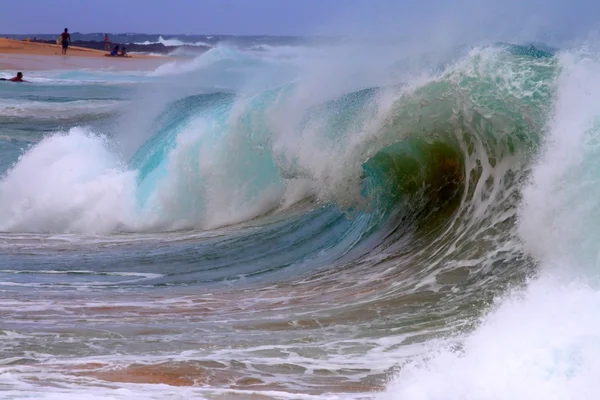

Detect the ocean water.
xmin=1 ymin=39 xmax=599 ymax=400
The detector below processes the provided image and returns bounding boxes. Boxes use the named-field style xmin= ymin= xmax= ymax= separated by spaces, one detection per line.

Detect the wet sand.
xmin=66 ymin=361 xmax=386 ymax=393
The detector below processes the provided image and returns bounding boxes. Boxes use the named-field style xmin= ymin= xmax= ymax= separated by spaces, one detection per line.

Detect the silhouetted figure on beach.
xmin=104 ymin=33 xmax=110 ymax=51
xmin=60 ymin=28 xmax=71 ymax=55
xmin=109 ymin=45 xmax=120 ymax=56
xmin=0 ymin=72 xmax=28 ymax=82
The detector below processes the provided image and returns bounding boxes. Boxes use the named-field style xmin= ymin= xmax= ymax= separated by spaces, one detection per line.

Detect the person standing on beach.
xmin=104 ymin=33 xmax=110 ymax=51
xmin=60 ymin=28 xmax=71 ymax=55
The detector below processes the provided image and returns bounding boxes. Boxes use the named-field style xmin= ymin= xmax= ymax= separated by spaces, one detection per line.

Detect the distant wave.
xmin=135 ymin=35 xmax=212 ymax=47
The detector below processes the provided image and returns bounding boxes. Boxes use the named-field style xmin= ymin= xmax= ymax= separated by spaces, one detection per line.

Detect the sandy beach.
xmin=0 ymin=38 xmax=168 ymax=71
xmin=0 ymin=38 xmax=159 ymax=58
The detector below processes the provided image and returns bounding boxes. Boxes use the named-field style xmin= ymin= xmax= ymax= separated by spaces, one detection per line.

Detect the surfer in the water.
xmin=0 ymin=72 xmax=28 ymax=82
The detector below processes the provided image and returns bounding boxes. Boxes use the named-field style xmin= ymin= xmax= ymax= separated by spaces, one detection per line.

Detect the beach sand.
xmin=0 ymin=38 xmax=158 ymax=58
xmin=0 ymin=38 xmax=168 ymax=71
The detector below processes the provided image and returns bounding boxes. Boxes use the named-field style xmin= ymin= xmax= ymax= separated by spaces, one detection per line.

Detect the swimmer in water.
xmin=0 ymin=72 xmax=28 ymax=82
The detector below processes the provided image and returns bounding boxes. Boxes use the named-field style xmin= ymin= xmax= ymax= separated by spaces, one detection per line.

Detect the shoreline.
xmin=0 ymin=38 xmax=172 ymax=71
xmin=28 ymin=38 xmax=210 ymax=56
xmin=0 ymin=38 xmax=160 ymax=58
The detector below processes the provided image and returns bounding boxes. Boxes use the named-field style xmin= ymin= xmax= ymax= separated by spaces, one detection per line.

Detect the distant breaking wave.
xmin=135 ymin=35 xmax=212 ymax=47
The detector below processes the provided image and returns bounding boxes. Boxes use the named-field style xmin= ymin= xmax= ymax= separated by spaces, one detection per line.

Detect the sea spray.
xmin=381 ymin=48 xmax=600 ymax=400
xmin=0 ymin=128 xmax=138 ymax=233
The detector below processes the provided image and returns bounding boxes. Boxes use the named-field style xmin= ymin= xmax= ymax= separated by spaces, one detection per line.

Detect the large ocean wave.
xmin=0 ymin=44 xmax=554 ymax=235
xmin=2 ymin=38 xmax=600 ymax=399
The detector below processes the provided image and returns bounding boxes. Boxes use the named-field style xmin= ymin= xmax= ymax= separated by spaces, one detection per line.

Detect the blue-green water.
xmin=2 ymin=42 xmax=600 ymax=400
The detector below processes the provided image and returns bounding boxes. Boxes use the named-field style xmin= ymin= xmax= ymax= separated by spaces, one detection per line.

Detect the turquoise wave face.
xmin=128 ymin=43 xmax=556 ymax=238
xmin=0 ymin=43 xmax=559 ymax=283
xmin=130 ymin=93 xmax=237 ymax=209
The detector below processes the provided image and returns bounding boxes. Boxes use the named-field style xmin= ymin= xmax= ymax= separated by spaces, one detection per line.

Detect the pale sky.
xmin=0 ymin=0 xmax=598 ymax=42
